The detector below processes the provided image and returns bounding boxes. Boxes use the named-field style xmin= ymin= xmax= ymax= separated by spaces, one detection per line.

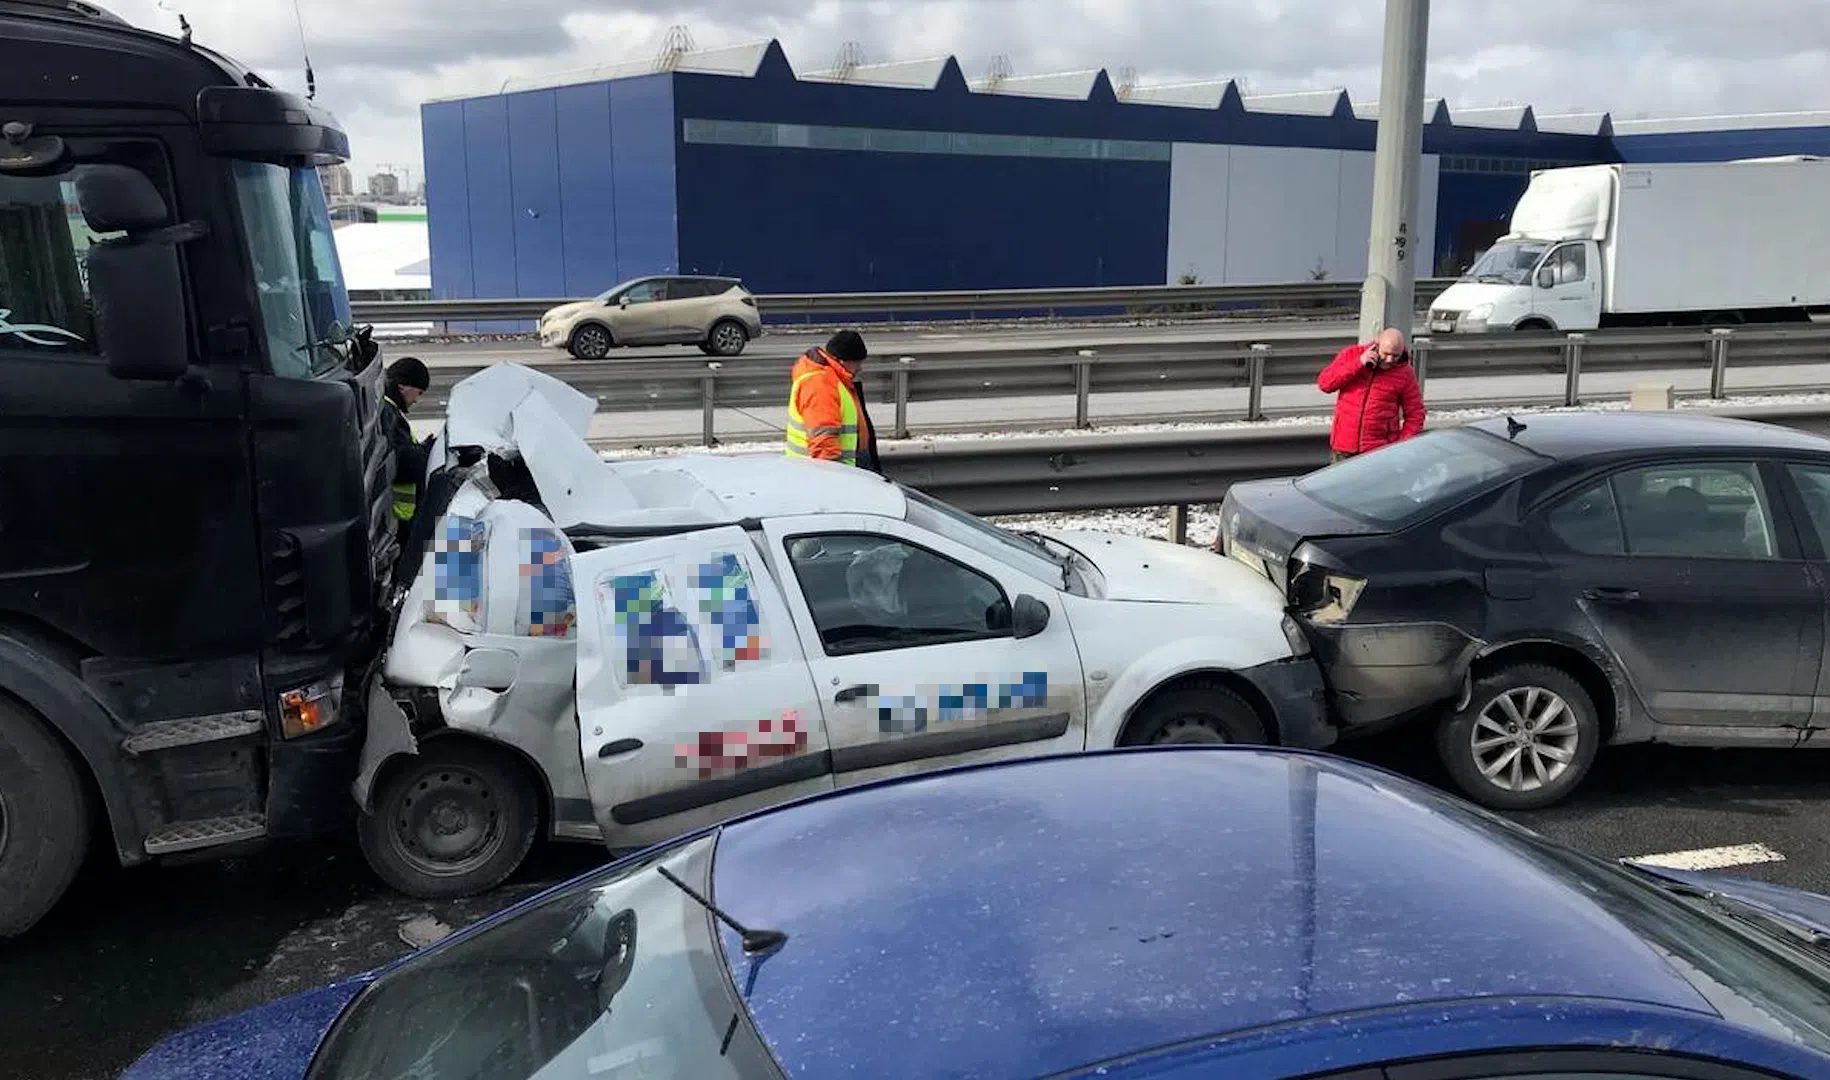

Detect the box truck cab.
xmin=1429 ymin=158 xmax=1830 ymax=334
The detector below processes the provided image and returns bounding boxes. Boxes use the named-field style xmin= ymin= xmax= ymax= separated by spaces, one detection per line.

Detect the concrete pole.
xmin=1358 ymin=0 xmax=1431 ymax=343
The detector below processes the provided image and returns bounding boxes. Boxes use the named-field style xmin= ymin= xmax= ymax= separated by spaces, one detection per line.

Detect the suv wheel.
xmin=1436 ymin=663 xmax=1600 ymax=810
xmin=569 ymin=324 xmax=613 ymax=360
xmin=706 ymin=319 xmax=749 ymax=357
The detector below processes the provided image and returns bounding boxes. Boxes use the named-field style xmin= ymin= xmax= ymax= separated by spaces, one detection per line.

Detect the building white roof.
xmin=1452 ymin=105 xmax=1536 ymax=131
xmin=1352 ymin=97 xmax=1452 ymax=125
xmin=969 ymin=70 xmax=1104 ymax=99
xmin=1241 ymin=89 xmax=1350 ymax=117
xmin=1534 ymin=112 xmax=1614 ymax=136
xmin=800 ymin=57 xmax=955 ymax=90
xmin=1118 ymin=79 xmax=1239 ymax=109
xmin=334 ymin=221 xmax=430 ymax=293
xmin=1612 ymin=110 xmax=1830 ymax=135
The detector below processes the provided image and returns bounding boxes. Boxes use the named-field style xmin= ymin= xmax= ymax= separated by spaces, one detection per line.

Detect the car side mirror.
xmin=76 ymin=165 xmax=202 ymax=382
xmin=1012 ymin=594 xmax=1051 ymax=639
xmin=618 ymin=295 xmax=631 ymax=307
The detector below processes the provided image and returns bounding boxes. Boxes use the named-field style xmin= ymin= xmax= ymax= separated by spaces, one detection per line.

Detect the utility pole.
xmin=1359 ymin=0 xmax=1430 ymax=342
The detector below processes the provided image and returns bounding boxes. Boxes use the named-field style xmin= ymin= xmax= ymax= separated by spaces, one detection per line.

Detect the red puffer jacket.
xmin=1317 ymin=342 xmax=1426 ymax=454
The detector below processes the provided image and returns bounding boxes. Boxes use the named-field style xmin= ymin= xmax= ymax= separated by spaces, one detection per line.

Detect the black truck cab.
xmin=0 ymin=0 xmax=398 ymax=935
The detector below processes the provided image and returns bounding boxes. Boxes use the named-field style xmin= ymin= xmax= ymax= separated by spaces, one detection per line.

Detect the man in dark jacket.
xmin=1316 ymin=327 xmax=1425 ymax=462
xmin=382 ymin=356 xmax=431 ymax=528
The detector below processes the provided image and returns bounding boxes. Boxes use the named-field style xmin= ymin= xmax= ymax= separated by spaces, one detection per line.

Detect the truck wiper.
xmin=655 ymin=863 xmax=787 ymax=956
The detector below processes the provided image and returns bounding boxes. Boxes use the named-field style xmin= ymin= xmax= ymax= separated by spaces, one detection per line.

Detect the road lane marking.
xmin=1623 ymin=843 xmax=1786 ymax=871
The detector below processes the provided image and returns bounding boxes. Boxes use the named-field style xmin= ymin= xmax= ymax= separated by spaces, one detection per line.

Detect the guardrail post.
xmin=701 ymin=363 xmax=720 ymax=447
xmin=1562 ymin=333 xmax=1586 ymax=407
xmin=1247 ymin=344 xmax=1270 ymax=421
xmin=1074 ymin=350 xmax=1096 ymax=429
xmin=893 ymin=357 xmax=914 ymax=439
xmin=1167 ymin=505 xmax=1189 ymax=546
xmin=1710 ymin=327 xmax=1734 ymax=399
xmin=1411 ymin=335 xmax=1432 ymax=396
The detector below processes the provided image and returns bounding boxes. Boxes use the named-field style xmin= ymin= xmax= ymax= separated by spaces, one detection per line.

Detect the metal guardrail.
xmin=882 ymin=400 xmax=1830 ymax=519
xmin=350 ymin=277 xmax=1457 ymax=326
xmin=417 ymin=323 xmax=1830 ymax=447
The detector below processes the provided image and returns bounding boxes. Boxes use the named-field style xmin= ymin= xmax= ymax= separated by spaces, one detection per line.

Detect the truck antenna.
xmin=292 ymin=0 xmax=317 ymax=100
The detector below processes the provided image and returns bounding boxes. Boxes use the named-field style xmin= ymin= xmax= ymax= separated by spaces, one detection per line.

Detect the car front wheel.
xmin=1436 ymin=662 xmax=1600 ymax=811
xmin=359 ymin=739 xmax=540 ymax=900
xmin=569 ymin=324 xmax=613 ymax=360
xmin=1123 ymin=681 xmax=1268 ymax=746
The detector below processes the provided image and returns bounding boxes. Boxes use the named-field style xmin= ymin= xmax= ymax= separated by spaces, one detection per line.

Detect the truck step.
xmin=122 ymin=711 xmax=265 ymax=755
xmin=143 ymin=813 xmax=268 ymax=855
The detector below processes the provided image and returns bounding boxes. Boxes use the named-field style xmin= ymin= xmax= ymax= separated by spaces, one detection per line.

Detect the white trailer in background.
xmin=1428 ymin=157 xmax=1830 ymax=333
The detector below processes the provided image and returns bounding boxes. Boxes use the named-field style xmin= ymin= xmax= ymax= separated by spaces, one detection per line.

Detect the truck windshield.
xmin=1461 ymin=240 xmax=1550 ymax=286
xmin=231 ymin=161 xmax=352 ymax=378
xmin=306 ymin=833 xmax=777 ymax=1080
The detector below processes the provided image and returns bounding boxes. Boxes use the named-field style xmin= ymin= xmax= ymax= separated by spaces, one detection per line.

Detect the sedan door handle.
xmin=1582 ymin=587 xmax=1641 ymax=603
xmin=834 ymin=684 xmax=871 ymax=704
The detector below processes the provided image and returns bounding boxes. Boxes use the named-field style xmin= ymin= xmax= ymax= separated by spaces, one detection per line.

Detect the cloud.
xmin=102 ymin=0 xmax=1830 ymax=182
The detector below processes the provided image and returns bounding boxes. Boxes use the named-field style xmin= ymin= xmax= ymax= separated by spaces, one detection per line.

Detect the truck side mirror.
xmin=75 ymin=165 xmax=199 ymax=382
xmin=1012 ymin=594 xmax=1051 ymax=639
xmin=1536 ymin=265 xmax=1556 ymax=290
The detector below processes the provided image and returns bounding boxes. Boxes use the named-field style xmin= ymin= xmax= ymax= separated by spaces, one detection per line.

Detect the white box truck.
xmin=1427 ymin=157 xmax=1830 ymax=333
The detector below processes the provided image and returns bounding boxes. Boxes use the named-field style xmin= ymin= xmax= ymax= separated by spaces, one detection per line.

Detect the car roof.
xmin=597 ymin=452 xmax=906 ymax=527
xmin=1463 ymin=410 xmax=1830 ymax=460
xmin=712 ymin=748 xmax=1728 ymax=1079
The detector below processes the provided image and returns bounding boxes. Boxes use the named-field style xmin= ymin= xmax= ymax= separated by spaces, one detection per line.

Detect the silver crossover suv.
xmin=539 ymin=275 xmax=764 ymax=358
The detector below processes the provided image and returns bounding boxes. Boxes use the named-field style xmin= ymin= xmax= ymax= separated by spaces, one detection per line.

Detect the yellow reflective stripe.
xmin=786 ymin=365 xmax=861 ymax=464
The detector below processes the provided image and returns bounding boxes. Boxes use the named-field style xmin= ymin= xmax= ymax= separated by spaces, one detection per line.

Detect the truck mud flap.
xmin=352 ymin=676 xmax=417 ymax=813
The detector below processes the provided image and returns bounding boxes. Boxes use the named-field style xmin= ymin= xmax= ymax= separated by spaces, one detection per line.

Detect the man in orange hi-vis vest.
xmin=784 ymin=329 xmax=881 ymax=473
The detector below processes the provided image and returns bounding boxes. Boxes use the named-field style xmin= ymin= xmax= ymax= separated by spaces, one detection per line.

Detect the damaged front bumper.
xmin=1238 ymin=655 xmax=1337 ymax=751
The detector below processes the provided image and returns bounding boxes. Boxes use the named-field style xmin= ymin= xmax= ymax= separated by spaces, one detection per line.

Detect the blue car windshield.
xmin=306 ymin=833 xmax=779 ymax=1080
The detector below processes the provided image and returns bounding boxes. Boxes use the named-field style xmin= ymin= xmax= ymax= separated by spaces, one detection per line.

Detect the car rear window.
xmin=1295 ymin=427 xmax=1541 ymax=526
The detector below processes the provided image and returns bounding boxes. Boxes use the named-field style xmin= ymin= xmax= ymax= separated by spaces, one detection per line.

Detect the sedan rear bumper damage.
xmin=1238 ymin=655 xmax=1338 ymax=751
xmin=1303 ymin=620 xmax=1482 ymax=733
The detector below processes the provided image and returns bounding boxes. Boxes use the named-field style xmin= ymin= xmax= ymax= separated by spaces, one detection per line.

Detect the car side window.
xmin=1610 ymin=462 xmax=1779 ymax=560
xmin=1785 ymin=464 xmax=1830 ymax=556
xmin=622 ymin=280 xmax=662 ymax=304
xmin=1544 ymin=479 xmax=1625 ymax=555
xmin=784 ymin=533 xmax=1011 ymax=656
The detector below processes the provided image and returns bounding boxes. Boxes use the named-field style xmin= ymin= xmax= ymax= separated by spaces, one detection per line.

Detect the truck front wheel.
xmin=359 ymin=739 xmax=540 ymax=901
xmin=0 ymin=698 xmax=90 ymax=938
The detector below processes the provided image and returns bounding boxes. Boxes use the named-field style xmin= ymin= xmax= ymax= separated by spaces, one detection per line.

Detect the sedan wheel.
xmin=1437 ymin=662 xmax=1600 ymax=811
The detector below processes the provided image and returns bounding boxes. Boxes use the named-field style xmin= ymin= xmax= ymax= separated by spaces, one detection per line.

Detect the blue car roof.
xmin=711 ymin=747 xmax=1725 ymax=1079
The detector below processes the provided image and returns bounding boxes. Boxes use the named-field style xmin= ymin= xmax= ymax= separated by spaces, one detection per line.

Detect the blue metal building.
xmin=419 ymin=40 xmax=1825 ymax=307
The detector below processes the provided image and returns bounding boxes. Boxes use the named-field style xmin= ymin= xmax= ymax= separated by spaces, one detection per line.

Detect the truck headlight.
xmin=279 ymin=674 xmax=346 ymax=739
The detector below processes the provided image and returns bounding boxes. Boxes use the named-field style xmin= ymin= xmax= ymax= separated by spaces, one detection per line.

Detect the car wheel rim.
xmin=577 ymin=329 xmax=608 ymax=356
xmin=1151 ymin=716 xmax=1228 ymax=745
xmin=714 ymin=324 xmax=743 ymax=352
xmin=392 ymin=766 xmax=501 ymax=878
xmin=1471 ymin=687 xmax=1579 ymax=792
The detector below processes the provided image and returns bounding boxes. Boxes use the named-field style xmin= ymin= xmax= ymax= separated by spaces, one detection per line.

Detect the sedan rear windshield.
xmin=1295 ymin=427 xmax=1541 ymax=526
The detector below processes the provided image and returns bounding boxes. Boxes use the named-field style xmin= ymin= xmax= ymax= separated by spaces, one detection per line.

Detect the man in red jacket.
xmin=1317 ymin=327 xmax=1426 ymax=462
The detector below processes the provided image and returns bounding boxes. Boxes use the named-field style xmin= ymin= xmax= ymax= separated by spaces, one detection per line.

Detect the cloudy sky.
xmin=109 ymin=0 xmax=1830 ymax=185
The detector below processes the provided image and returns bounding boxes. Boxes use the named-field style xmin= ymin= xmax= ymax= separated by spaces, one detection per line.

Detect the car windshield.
xmin=1466 ymin=811 xmax=1830 ymax=1055
xmin=306 ymin=833 xmax=776 ymax=1080
xmin=1460 ymin=240 xmax=1550 ymax=286
xmin=231 ymin=161 xmax=352 ymax=378
xmin=900 ymin=484 xmax=1079 ymax=591
xmin=1294 ymin=427 xmax=1540 ymax=527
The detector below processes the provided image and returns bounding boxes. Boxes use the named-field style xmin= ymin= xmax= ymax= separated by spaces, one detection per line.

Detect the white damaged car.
xmin=354 ymin=364 xmax=1335 ymax=898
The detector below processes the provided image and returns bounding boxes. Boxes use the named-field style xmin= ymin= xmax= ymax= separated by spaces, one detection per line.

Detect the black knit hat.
xmin=825 ymin=329 xmax=868 ymax=363
xmin=388 ymin=356 xmax=430 ymax=391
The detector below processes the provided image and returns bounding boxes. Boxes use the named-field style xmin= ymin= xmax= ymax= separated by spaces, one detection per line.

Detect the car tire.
xmin=568 ymin=324 xmax=613 ymax=360
xmin=358 ymin=739 xmax=540 ymax=900
xmin=1123 ymin=681 xmax=1268 ymax=746
xmin=706 ymin=319 xmax=748 ymax=357
xmin=1436 ymin=663 xmax=1600 ymax=811
xmin=0 ymin=698 xmax=90 ymax=939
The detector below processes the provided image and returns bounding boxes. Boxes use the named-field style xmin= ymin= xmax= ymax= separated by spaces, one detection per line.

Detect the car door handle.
xmin=834 ymin=684 xmax=871 ymax=704
xmin=1582 ymin=587 xmax=1640 ymax=603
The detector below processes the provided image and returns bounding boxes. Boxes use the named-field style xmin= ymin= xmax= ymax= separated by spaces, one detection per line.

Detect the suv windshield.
xmin=1295 ymin=427 xmax=1540 ymax=526
xmin=901 ymin=485 xmax=1078 ymax=591
xmin=307 ymin=833 xmax=777 ymax=1080
xmin=231 ymin=161 xmax=351 ymax=378
xmin=1460 ymin=240 xmax=1550 ymax=286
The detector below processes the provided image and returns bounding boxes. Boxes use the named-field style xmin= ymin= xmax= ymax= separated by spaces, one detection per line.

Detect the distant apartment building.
xmin=318 ymin=163 xmax=354 ymax=198
xmin=367 ymin=171 xmax=402 ymax=199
